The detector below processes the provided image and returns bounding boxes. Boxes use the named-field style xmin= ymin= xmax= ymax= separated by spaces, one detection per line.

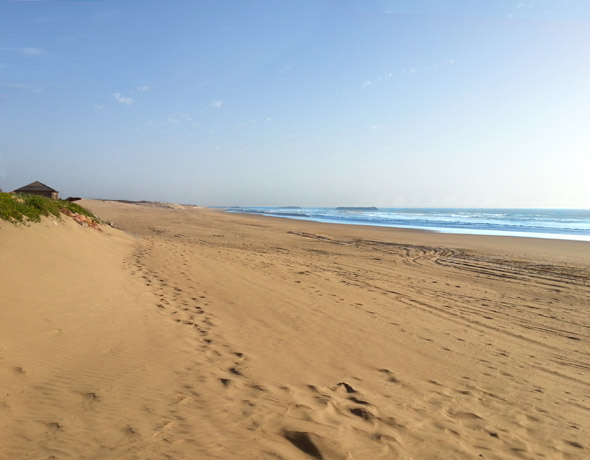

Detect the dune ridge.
xmin=1 ymin=201 xmax=588 ymax=459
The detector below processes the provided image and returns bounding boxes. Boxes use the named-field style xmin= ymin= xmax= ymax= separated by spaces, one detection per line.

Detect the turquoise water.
xmin=225 ymin=207 xmax=590 ymax=241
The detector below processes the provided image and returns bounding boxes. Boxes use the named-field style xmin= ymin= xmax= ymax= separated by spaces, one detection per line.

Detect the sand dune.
xmin=1 ymin=201 xmax=588 ymax=459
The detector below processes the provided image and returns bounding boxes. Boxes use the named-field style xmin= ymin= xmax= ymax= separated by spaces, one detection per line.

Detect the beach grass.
xmin=0 ymin=192 xmax=98 ymax=224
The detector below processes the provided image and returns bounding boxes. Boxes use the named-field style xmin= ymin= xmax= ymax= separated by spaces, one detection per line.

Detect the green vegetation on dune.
xmin=0 ymin=192 xmax=98 ymax=224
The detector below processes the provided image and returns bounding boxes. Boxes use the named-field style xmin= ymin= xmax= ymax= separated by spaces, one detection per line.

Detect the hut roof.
xmin=14 ymin=181 xmax=59 ymax=193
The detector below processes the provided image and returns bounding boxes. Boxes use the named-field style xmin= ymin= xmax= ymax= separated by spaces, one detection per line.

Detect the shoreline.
xmin=218 ymin=207 xmax=590 ymax=269
xmin=224 ymin=207 xmax=590 ymax=242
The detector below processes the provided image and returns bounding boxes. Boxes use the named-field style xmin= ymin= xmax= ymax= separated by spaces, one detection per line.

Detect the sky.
xmin=1 ymin=0 xmax=589 ymax=207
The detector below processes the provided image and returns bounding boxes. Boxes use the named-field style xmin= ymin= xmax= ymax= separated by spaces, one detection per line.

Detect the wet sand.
xmin=1 ymin=200 xmax=588 ymax=459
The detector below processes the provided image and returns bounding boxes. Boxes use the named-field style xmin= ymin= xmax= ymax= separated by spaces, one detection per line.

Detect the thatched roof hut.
xmin=13 ymin=181 xmax=59 ymax=200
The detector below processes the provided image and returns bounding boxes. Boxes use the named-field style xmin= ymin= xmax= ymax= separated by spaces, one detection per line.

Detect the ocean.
xmin=225 ymin=207 xmax=590 ymax=241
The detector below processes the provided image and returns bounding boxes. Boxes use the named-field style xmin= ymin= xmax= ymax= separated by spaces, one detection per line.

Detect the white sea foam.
xmin=228 ymin=207 xmax=590 ymax=242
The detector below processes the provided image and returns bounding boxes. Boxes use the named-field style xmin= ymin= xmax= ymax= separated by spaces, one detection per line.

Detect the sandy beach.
xmin=1 ymin=200 xmax=588 ymax=460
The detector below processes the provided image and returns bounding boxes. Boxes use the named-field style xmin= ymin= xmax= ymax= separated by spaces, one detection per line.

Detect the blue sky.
xmin=1 ymin=0 xmax=589 ymax=207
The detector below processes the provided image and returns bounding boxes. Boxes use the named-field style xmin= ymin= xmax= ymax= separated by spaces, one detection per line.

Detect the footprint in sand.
xmin=284 ymin=431 xmax=324 ymax=460
xmin=379 ymin=368 xmax=400 ymax=383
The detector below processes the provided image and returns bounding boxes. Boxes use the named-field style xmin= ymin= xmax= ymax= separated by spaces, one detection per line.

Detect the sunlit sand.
xmin=1 ymin=200 xmax=588 ymax=459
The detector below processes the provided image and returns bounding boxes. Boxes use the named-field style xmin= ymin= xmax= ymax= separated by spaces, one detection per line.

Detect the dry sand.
xmin=1 ymin=200 xmax=588 ymax=459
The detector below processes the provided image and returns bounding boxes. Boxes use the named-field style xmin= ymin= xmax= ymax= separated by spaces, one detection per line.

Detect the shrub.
xmin=0 ymin=192 xmax=99 ymax=224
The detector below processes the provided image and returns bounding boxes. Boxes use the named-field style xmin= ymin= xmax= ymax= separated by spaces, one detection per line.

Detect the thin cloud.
xmin=20 ymin=47 xmax=46 ymax=56
xmin=0 ymin=47 xmax=47 ymax=56
xmin=0 ymin=82 xmax=42 ymax=93
xmin=168 ymin=113 xmax=192 ymax=124
xmin=364 ymin=59 xmax=455 ymax=86
xmin=112 ymin=92 xmax=133 ymax=105
xmin=137 ymin=85 xmax=150 ymax=92
xmin=362 ymin=72 xmax=393 ymax=87
xmin=211 ymin=99 xmax=223 ymax=109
